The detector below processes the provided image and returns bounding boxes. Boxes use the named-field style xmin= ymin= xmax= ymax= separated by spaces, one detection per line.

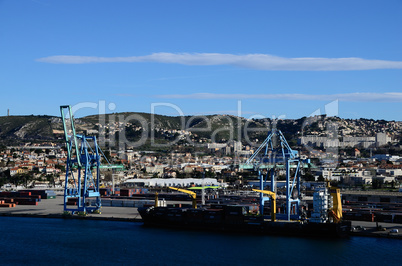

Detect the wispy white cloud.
xmin=36 ymin=53 xmax=402 ymax=71
xmin=156 ymin=92 xmax=402 ymax=102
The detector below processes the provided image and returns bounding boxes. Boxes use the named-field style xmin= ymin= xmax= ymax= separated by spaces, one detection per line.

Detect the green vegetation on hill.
xmin=0 ymin=115 xmax=57 ymax=145
xmin=0 ymin=113 xmax=401 ymax=150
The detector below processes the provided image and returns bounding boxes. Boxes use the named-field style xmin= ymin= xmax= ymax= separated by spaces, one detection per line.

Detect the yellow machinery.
xmin=329 ymin=187 xmax=342 ymax=223
xmin=168 ymin=187 xmax=197 ymax=209
xmin=252 ymin=189 xmax=276 ymax=222
xmin=325 ymin=180 xmax=342 ymax=223
xmin=154 ymin=192 xmax=159 ymax=207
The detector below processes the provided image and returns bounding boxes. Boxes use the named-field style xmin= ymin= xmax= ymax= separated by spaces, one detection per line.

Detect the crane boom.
xmin=252 ymin=189 xmax=276 ymax=199
xmin=253 ymin=189 xmax=276 ymax=221
xmin=168 ymin=187 xmax=197 ymax=208
xmin=168 ymin=187 xmax=196 ymax=198
xmin=60 ymin=105 xmax=81 ymax=167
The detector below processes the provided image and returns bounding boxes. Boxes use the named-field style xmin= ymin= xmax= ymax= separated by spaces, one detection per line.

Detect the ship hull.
xmin=138 ymin=207 xmax=351 ymax=238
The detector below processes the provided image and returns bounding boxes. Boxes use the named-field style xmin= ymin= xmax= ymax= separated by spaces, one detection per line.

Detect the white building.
xmin=376 ymin=132 xmax=391 ymax=147
xmin=123 ymin=178 xmax=226 ymax=188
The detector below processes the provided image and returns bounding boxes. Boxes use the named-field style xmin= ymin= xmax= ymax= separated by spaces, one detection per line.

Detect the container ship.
xmin=138 ymin=185 xmax=352 ymax=238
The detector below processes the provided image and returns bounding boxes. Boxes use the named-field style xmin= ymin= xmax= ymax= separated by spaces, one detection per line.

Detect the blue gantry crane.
xmin=60 ymin=105 xmax=104 ymax=215
xmin=242 ymin=126 xmax=310 ymax=221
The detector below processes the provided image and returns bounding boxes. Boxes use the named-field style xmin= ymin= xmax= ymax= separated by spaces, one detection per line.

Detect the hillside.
xmin=0 ymin=113 xmax=401 ymax=149
xmin=0 ymin=115 xmax=58 ymax=145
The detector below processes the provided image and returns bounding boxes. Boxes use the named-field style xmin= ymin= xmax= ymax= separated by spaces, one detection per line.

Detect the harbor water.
xmin=0 ymin=217 xmax=400 ymax=265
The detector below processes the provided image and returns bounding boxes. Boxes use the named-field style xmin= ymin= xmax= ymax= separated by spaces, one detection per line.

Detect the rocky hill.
xmin=0 ymin=113 xmax=401 ymax=149
xmin=0 ymin=115 xmax=57 ymax=145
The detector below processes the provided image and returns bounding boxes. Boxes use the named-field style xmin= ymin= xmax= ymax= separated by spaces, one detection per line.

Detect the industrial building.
xmin=122 ymin=177 xmax=225 ymax=188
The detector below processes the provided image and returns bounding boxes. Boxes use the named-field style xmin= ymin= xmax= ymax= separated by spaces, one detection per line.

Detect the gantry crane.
xmin=60 ymin=105 xmax=104 ymax=214
xmin=168 ymin=187 xmax=197 ymax=209
xmin=242 ymin=126 xmax=310 ymax=221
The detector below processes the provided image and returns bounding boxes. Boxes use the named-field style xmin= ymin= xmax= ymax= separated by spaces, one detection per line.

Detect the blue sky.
xmin=1 ymin=0 xmax=402 ymax=120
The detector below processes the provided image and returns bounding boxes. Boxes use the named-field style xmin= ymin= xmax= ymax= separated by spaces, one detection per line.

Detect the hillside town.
xmin=1 ymin=134 xmax=401 ymax=192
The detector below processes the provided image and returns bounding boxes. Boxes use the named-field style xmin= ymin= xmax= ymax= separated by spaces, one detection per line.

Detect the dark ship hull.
xmin=138 ymin=206 xmax=351 ymax=238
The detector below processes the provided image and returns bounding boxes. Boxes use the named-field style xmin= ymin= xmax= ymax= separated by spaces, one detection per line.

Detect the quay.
xmin=0 ymin=194 xmax=401 ymax=239
xmin=0 ymin=193 xmax=143 ymax=222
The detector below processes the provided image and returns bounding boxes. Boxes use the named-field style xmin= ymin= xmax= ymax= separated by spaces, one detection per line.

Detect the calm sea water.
xmin=0 ymin=217 xmax=400 ymax=265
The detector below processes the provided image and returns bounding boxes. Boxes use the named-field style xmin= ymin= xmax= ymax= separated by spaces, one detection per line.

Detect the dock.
xmin=0 ymin=193 xmax=143 ymax=222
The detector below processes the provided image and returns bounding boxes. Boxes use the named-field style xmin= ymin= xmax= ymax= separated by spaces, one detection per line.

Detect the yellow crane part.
xmin=252 ymin=189 xmax=276 ymax=222
xmin=329 ymin=187 xmax=343 ymax=223
xmin=326 ymin=180 xmax=343 ymax=223
xmin=168 ymin=187 xmax=197 ymax=209
xmin=155 ymin=192 xmax=159 ymax=207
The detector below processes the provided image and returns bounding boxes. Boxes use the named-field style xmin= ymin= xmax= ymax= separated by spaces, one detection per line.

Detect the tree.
xmin=34 ymin=149 xmax=43 ymax=155
xmin=11 ymin=173 xmax=33 ymax=187
xmin=0 ymin=169 xmax=10 ymax=187
xmin=205 ymin=170 xmax=216 ymax=179
xmin=45 ymin=174 xmax=56 ymax=187
xmin=0 ymin=176 xmax=6 ymax=187
xmin=372 ymin=178 xmax=383 ymax=189
xmin=55 ymin=164 xmax=66 ymax=172
xmin=174 ymin=170 xmax=185 ymax=179
xmin=104 ymin=171 xmax=112 ymax=182
xmin=192 ymin=169 xmax=202 ymax=178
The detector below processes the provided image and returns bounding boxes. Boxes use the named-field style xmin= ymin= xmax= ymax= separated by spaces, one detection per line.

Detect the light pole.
xmin=202 ymin=170 xmax=205 ymax=206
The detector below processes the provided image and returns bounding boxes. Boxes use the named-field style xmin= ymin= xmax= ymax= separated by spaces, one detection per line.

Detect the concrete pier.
xmin=0 ymin=194 xmax=143 ymax=222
